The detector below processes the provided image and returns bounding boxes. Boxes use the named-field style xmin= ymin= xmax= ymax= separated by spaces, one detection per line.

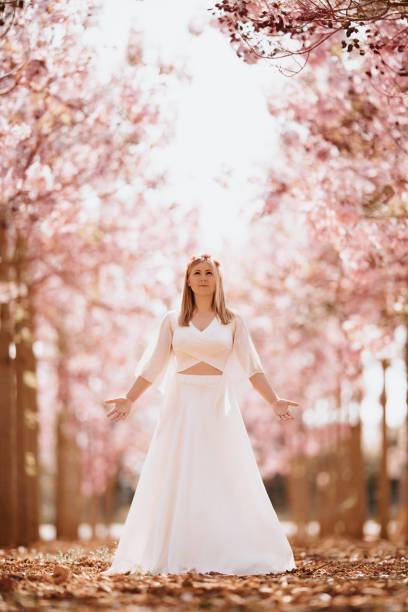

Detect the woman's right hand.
xmin=104 ymin=397 xmax=133 ymax=422
xmin=272 ymin=398 xmax=297 ymax=422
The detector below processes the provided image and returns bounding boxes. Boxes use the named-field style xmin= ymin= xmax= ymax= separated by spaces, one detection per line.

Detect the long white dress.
xmin=102 ymin=309 xmax=296 ymax=576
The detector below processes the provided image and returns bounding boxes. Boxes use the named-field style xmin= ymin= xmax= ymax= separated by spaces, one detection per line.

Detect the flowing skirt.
xmin=102 ymin=372 xmax=296 ymax=576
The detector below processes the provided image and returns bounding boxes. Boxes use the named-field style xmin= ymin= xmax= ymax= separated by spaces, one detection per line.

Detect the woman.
xmin=103 ymin=253 xmax=299 ymax=576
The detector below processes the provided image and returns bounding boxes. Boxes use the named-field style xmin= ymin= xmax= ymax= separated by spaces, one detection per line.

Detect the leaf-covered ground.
xmin=1 ymin=536 xmax=407 ymax=610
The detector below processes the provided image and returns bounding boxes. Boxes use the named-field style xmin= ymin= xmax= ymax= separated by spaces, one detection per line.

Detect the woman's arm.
xmin=126 ymin=375 xmax=152 ymax=403
xmin=250 ymin=372 xmax=297 ymax=421
xmin=232 ymin=313 xmax=298 ymax=422
xmin=105 ymin=311 xmax=173 ymax=423
xmin=105 ymin=376 xmax=152 ymax=423
xmin=249 ymin=372 xmax=279 ymax=406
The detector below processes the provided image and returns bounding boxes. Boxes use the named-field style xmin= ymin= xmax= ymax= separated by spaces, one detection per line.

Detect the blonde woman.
xmin=103 ymin=253 xmax=298 ymax=577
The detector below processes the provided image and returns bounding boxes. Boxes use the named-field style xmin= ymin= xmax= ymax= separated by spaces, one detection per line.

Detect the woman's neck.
xmin=193 ymin=296 xmax=214 ymax=312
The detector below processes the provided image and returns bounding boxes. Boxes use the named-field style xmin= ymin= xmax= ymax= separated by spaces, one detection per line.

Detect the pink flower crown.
xmin=187 ymin=253 xmax=222 ymax=276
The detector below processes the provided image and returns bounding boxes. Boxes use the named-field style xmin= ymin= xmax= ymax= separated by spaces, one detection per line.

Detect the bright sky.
xmin=92 ymin=0 xmax=407 ymax=440
xmin=93 ymin=0 xmax=285 ymax=253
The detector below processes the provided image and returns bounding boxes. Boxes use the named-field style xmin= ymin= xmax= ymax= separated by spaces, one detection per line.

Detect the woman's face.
xmin=188 ymin=261 xmax=216 ymax=298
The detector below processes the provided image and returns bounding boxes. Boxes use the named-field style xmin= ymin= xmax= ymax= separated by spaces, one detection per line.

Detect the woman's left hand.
xmin=272 ymin=398 xmax=298 ymax=422
xmin=104 ymin=397 xmax=132 ymax=422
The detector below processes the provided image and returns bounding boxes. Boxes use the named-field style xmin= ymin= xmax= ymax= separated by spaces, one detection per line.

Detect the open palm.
xmin=104 ymin=397 xmax=132 ymax=423
xmin=273 ymin=398 xmax=298 ymax=422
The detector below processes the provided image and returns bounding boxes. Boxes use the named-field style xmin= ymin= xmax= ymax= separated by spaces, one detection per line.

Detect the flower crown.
xmin=187 ymin=253 xmax=221 ymax=268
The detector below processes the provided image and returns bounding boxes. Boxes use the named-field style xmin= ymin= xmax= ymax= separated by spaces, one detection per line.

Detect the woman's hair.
xmin=178 ymin=254 xmax=235 ymax=326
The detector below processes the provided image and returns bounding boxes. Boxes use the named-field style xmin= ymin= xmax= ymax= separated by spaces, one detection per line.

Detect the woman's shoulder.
xmin=158 ymin=308 xmax=178 ymax=318
xmin=220 ymin=308 xmax=245 ymax=330
xmin=228 ymin=307 xmax=243 ymax=321
xmin=163 ymin=309 xmax=179 ymax=328
xmin=227 ymin=309 xmax=252 ymax=333
xmin=155 ymin=309 xmax=178 ymax=327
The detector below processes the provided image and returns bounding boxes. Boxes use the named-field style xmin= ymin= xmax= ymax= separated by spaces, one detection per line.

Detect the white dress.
xmin=102 ymin=309 xmax=296 ymax=576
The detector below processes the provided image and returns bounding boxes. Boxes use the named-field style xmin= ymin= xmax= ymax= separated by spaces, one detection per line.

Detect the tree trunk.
xmin=398 ymin=324 xmax=408 ymax=543
xmin=316 ymin=447 xmax=335 ymax=536
xmin=378 ymin=358 xmax=390 ymax=540
xmin=56 ymin=411 xmax=81 ymax=540
xmin=104 ymin=469 xmax=118 ymax=528
xmin=0 ymin=302 xmax=18 ymax=546
xmin=89 ymin=493 xmax=100 ymax=539
xmin=287 ymin=452 xmax=309 ymax=541
xmin=344 ymin=419 xmax=366 ymax=538
xmin=55 ymin=327 xmax=82 ymax=540
xmin=337 ymin=432 xmax=350 ymax=535
xmin=14 ymin=232 xmax=40 ymax=545
xmin=0 ymin=208 xmax=18 ymax=545
xmin=56 ymin=409 xmax=82 ymax=540
xmin=318 ymin=395 xmax=342 ymax=537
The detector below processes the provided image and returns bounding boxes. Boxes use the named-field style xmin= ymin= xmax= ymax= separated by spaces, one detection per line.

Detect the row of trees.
xmin=212 ymin=3 xmax=408 ymax=541
xmin=0 ymin=1 xmax=195 ymax=545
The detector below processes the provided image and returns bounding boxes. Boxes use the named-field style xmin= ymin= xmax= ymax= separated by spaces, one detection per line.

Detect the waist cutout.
xmin=175 ymin=372 xmax=225 ymax=387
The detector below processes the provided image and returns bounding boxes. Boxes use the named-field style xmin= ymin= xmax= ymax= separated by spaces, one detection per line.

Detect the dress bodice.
xmin=137 ymin=309 xmax=264 ymax=385
xmin=172 ymin=314 xmax=233 ymax=373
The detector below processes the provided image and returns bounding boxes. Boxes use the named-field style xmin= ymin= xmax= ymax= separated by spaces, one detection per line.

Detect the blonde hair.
xmin=178 ymin=255 xmax=235 ymax=326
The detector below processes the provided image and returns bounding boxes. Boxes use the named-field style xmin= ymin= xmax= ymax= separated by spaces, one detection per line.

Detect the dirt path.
xmin=1 ymin=536 xmax=407 ymax=610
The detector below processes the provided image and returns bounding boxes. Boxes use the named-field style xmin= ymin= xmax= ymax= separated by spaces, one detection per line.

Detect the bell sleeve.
xmin=134 ymin=310 xmax=173 ymax=386
xmin=232 ymin=312 xmax=265 ymax=379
